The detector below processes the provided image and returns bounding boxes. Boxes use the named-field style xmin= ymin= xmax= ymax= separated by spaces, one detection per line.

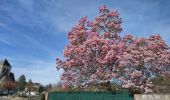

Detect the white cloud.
xmin=0 ymin=38 xmax=13 ymax=46
xmin=11 ymin=59 xmax=63 ymax=85
xmin=0 ymin=53 xmax=64 ymax=85
xmin=1 ymin=0 xmax=170 ymax=86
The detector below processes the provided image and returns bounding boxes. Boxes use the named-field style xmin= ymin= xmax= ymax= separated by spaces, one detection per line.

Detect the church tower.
xmin=0 ymin=59 xmax=15 ymax=83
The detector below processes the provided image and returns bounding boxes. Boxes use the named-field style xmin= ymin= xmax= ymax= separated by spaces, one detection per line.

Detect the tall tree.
xmin=118 ymin=34 xmax=170 ymax=93
xmin=38 ymin=85 xmax=44 ymax=93
xmin=18 ymin=75 xmax=26 ymax=91
xmin=27 ymin=79 xmax=33 ymax=94
xmin=57 ymin=5 xmax=122 ymax=89
xmin=56 ymin=6 xmax=170 ymax=93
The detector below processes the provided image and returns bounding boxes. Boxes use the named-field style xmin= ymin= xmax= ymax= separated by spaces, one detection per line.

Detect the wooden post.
xmin=45 ymin=92 xmax=48 ymax=100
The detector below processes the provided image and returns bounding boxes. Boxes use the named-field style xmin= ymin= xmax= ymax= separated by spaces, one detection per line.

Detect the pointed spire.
xmin=0 ymin=59 xmax=11 ymax=67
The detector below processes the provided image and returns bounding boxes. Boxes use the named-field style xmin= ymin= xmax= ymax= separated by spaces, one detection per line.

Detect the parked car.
xmin=18 ymin=91 xmax=27 ymax=97
xmin=2 ymin=91 xmax=8 ymax=95
xmin=9 ymin=90 xmax=15 ymax=95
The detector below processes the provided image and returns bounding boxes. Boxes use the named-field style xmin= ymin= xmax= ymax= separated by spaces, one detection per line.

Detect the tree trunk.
xmin=29 ymin=90 xmax=31 ymax=95
xmin=107 ymin=81 xmax=112 ymax=92
xmin=7 ymin=89 xmax=9 ymax=97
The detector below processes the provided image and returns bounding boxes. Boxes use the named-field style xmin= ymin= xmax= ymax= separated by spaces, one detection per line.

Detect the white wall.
xmin=134 ymin=94 xmax=170 ymax=100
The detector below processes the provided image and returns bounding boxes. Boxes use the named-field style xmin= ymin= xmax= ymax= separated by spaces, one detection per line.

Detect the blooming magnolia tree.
xmin=56 ymin=6 xmax=170 ymax=93
xmin=118 ymin=34 xmax=170 ymax=93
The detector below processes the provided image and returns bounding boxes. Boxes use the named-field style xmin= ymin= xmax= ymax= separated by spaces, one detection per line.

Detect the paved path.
xmin=0 ymin=97 xmax=27 ymax=100
xmin=0 ymin=96 xmax=40 ymax=100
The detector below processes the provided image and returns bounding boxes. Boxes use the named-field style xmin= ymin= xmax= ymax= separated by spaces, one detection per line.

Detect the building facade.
xmin=0 ymin=59 xmax=15 ymax=91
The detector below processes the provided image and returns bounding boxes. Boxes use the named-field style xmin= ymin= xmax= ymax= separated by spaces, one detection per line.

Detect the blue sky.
xmin=0 ymin=0 xmax=170 ymax=85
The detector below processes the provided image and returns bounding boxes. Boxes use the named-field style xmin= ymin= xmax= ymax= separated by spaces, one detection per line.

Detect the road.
xmin=0 ymin=96 xmax=40 ymax=100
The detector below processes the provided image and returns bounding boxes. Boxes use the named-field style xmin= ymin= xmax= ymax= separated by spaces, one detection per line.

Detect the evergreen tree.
xmin=18 ymin=75 xmax=26 ymax=91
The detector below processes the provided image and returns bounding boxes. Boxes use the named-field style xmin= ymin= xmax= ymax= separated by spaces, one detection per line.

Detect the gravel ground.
xmin=0 ymin=97 xmax=27 ymax=100
xmin=0 ymin=96 xmax=40 ymax=100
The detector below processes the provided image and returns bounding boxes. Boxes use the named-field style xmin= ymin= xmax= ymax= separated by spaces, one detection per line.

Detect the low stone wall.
xmin=134 ymin=94 xmax=170 ymax=100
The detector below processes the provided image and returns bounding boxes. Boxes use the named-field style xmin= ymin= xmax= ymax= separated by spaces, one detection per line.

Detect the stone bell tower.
xmin=0 ymin=59 xmax=15 ymax=82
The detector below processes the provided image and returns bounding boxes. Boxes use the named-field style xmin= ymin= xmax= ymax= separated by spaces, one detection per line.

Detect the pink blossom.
xmin=56 ymin=6 xmax=170 ymax=94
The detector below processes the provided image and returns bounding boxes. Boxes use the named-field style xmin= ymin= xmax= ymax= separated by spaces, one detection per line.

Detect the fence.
xmin=48 ymin=91 xmax=134 ymax=100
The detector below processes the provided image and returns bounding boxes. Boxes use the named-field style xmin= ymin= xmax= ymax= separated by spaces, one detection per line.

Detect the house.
xmin=0 ymin=59 xmax=16 ymax=92
xmin=32 ymin=83 xmax=41 ymax=91
xmin=25 ymin=82 xmax=42 ymax=96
